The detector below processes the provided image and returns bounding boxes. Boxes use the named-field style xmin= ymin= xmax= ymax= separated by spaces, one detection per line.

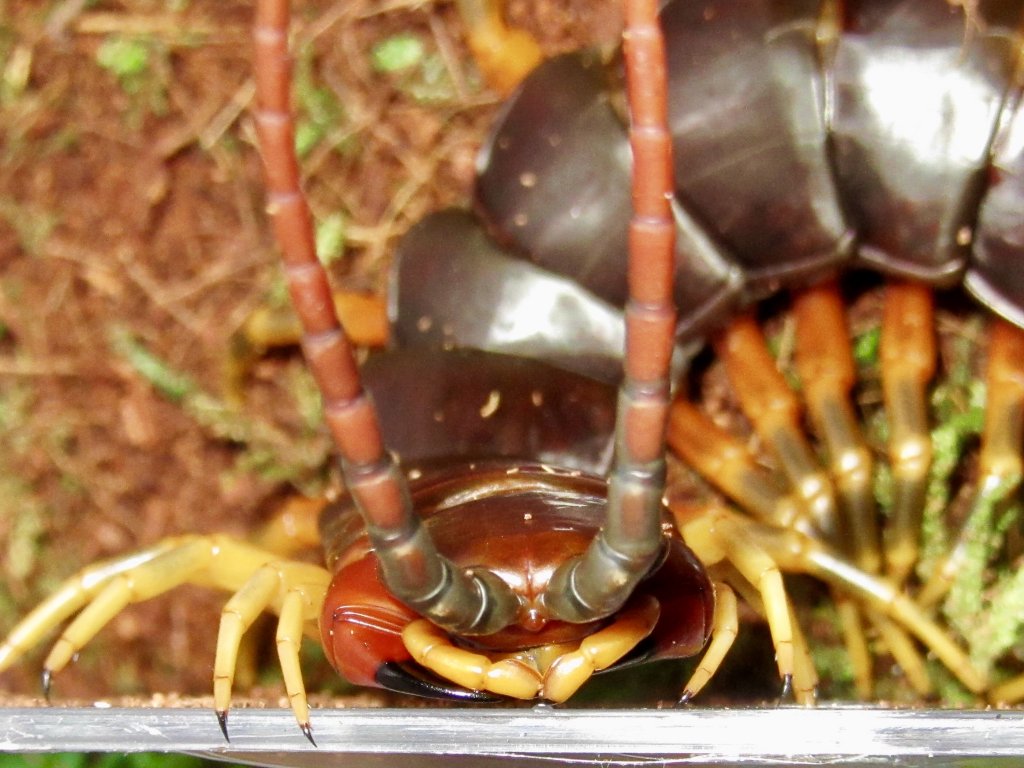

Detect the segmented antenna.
xmin=542 ymin=0 xmax=678 ymax=621
xmin=252 ymin=0 xmax=519 ymax=635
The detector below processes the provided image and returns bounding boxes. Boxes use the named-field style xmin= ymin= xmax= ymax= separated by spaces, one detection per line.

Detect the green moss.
xmin=109 ymin=329 xmax=196 ymax=402
xmin=852 ymin=326 xmax=881 ymax=370
xmin=315 ymin=212 xmax=347 ymax=266
xmin=370 ymin=33 xmax=459 ymax=103
xmin=95 ymin=35 xmax=169 ymax=127
xmin=371 ymin=34 xmax=425 ymax=73
xmin=293 ymin=43 xmax=346 ymax=158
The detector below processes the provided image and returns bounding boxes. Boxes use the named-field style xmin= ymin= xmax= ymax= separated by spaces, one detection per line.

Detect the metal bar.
xmin=2 ymin=706 xmax=1024 ymax=766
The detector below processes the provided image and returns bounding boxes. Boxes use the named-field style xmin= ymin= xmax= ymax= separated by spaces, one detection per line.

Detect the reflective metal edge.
xmin=2 ymin=706 xmax=1024 ymax=767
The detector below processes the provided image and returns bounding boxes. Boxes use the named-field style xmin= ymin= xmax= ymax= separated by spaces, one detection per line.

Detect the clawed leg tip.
xmin=40 ymin=669 xmax=52 ymax=702
xmin=300 ymin=722 xmax=316 ymax=747
xmin=777 ymin=674 xmax=793 ymax=705
xmin=216 ymin=710 xmax=230 ymax=742
xmin=676 ymin=690 xmax=694 ymax=706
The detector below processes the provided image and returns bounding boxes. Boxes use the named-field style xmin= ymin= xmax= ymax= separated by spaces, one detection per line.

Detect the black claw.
xmin=676 ymin=689 xmax=694 ymax=706
xmin=40 ymin=669 xmax=52 ymax=702
xmin=777 ymin=674 xmax=793 ymax=705
xmin=216 ymin=710 xmax=230 ymax=742
xmin=300 ymin=722 xmax=316 ymax=747
xmin=375 ymin=660 xmax=502 ymax=701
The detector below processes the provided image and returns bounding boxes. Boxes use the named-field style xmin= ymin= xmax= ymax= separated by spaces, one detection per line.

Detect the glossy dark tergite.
xmin=395 ymin=0 xmax=1024 ymax=349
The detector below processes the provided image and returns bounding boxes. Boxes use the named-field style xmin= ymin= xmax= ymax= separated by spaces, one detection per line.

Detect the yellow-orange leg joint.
xmin=455 ymin=0 xmax=543 ymax=95
xmin=793 ymin=282 xmax=879 ymax=573
xmin=714 ymin=313 xmax=840 ymax=539
xmin=880 ymin=282 xmax=935 ymax=585
xmin=679 ymin=582 xmax=738 ymax=702
xmin=226 ymin=291 xmax=389 ymax=403
xmin=667 ymin=399 xmax=805 ymax=529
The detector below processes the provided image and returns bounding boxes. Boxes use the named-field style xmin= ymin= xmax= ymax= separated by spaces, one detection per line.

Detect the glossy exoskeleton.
xmin=387 ymin=0 xmax=1024 ymax=702
xmin=1 ymin=0 xmax=1021 ymax=742
xmin=398 ymin=0 xmax=1024 ymax=353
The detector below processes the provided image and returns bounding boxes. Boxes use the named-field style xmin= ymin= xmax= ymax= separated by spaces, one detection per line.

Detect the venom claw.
xmin=216 ymin=710 xmax=230 ymax=742
xmin=40 ymin=669 xmax=52 ymax=702
xmin=376 ymin=660 xmax=502 ymax=701
xmin=300 ymin=722 xmax=316 ymax=747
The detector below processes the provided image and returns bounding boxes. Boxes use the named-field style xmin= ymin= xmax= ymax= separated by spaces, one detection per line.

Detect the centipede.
xmin=1 ymin=0 xmax=1023 ymax=743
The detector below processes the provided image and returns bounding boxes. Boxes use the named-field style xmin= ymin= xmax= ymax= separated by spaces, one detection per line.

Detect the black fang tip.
xmin=216 ymin=710 xmax=230 ymax=742
xmin=778 ymin=673 xmax=793 ymax=705
xmin=375 ymin=660 xmax=501 ymax=702
xmin=300 ymin=722 xmax=316 ymax=747
xmin=676 ymin=689 xmax=694 ymax=706
xmin=40 ymin=669 xmax=52 ymax=702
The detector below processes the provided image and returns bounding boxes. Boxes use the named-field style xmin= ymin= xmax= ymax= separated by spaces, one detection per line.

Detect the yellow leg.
xmin=919 ymin=319 xmax=1024 ymax=608
xmin=867 ymin=609 xmax=932 ymax=697
xmin=834 ymin=592 xmax=873 ymax=700
xmin=679 ymin=582 xmax=738 ymax=702
xmin=253 ymin=496 xmax=327 ymax=557
xmin=214 ymin=565 xmax=282 ymax=728
xmin=0 ymin=539 xmax=196 ymax=673
xmin=541 ymin=596 xmax=661 ymax=703
xmin=793 ymin=285 xmax=894 ymax=702
xmin=834 ymin=591 xmax=930 ymax=700
xmin=793 ymin=282 xmax=879 ymax=573
xmin=226 ymin=291 xmax=388 ymax=402
xmin=675 ymin=503 xmax=987 ymax=697
xmin=455 ymin=0 xmax=543 ymax=95
xmin=991 ymin=673 xmax=1024 ymax=705
xmin=702 ymin=559 xmax=818 ymax=705
xmin=276 ymin=588 xmax=317 ymax=743
xmin=668 ymin=399 xmax=805 ymax=530
xmin=0 ymin=535 xmax=329 ymax=736
xmin=677 ymin=505 xmax=795 ymax=689
xmin=976 ymin=320 xmax=1024 ymax=495
xmin=788 ymin=603 xmax=818 ymax=706
xmin=790 ymin=532 xmax=986 ymax=695
xmin=714 ymin=314 xmax=841 ymax=542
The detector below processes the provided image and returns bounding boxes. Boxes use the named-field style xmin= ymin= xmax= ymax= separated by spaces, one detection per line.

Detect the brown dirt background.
xmin=0 ymin=0 xmax=621 ymax=706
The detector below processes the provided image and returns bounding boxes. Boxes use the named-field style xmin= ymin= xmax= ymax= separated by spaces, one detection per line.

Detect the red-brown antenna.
xmin=252 ymin=0 xmax=520 ymax=635
xmin=542 ymin=0 xmax=678 ymax=621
